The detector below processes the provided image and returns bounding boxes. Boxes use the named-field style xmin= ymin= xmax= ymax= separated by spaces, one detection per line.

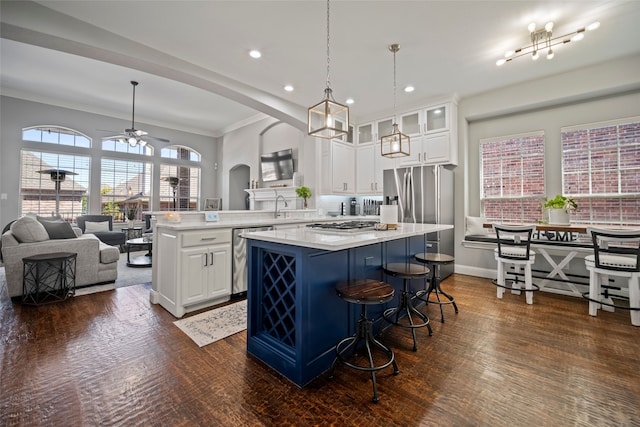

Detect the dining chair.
xmin=493 ymin=224 xmax=538 ymax=304
xmin=584 ymin=227 xmax=640 ymax=326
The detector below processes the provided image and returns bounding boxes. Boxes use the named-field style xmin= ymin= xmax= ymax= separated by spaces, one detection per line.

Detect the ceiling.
xmin=1 ymin=1 xmax=640 ymax=138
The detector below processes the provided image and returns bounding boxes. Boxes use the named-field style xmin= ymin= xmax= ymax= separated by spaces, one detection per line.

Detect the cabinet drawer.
xmin=182 ymin=229 xmax=231 ymax=247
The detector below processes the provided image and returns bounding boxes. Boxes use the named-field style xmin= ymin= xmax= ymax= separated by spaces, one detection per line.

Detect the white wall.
xmin=0 ymin=96 xmax=218 ymax=226
xmin=455 ymin=54 xmax=640 ymax=276
xmin=220 ymin=117 xmax=318 ymax=210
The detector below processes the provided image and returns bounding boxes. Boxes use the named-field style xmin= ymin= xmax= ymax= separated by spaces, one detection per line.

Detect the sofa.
xmin=1 ymin=216 xmax=120 ymax=298
xmin=76 ymin=215 xmax=126 ymax=248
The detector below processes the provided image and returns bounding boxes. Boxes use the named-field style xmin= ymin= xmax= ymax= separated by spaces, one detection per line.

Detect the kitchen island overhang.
xmin=244 ymin=223 xmax=453 ymax=387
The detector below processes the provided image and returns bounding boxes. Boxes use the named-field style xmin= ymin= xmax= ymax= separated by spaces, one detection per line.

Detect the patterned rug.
xmin=174 ymin=299 xmax=247 ymax=347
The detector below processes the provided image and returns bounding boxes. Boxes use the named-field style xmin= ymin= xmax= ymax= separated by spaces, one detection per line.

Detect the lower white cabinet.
xmin=155 ymin=227 xmax=232 ymax=317
xmin=181 ymin=244 xmax=231 ymax=306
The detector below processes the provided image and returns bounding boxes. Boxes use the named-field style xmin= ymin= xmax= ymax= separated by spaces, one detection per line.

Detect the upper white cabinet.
xmin=424 ymin=105 xmax=449 ymax=134
xmin=395 ymin=100 xmax=458 ymax=166
xmin=357 ymin=122 xmax=374 ymax=145
xmin=376 ymin=117 xmax=394 ymax=142
xmin=332 ymin=120 xmax=355 ymax=145
xmin=356 ymin=144 xmax=396 ymax=195
xmin=319 ymin=140 xmax=356 ymax=195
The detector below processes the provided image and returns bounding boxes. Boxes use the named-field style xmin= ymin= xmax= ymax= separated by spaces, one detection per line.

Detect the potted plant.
xmin=295 ymin=186 xmax=312 ymax=209
xmin=126 ymin=207 xmax=137 ymax=227
xmin=544 ymin=195 xmax=577 ymax=225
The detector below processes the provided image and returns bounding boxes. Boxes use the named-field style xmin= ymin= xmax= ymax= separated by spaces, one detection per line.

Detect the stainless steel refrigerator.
xmin=383 ymin=165 xmax=455 ymax=278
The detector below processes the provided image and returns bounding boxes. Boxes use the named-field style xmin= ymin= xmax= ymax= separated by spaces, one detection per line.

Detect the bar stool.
xmin=381 ymin=262 xmax=432 ymax=351
xmin=583 ymin=227 xmax=640 ymax=326
xmin=329 ymin=279 xmax=399 ymax=403
xmin=414 ymin=252 xmax=458 ymax=322
xmin=493 ymin=224 xmax=538 ymax=304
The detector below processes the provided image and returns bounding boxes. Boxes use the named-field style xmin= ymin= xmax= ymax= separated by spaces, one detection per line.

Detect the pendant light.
xmin=381 ymin=44 xmax=410 ymax=157
xmin=308 ymin=0 xmax=349 ymax=139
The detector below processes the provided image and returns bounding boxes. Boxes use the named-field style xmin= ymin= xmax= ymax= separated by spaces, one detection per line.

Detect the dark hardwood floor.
xmin=1 ymin=274 xmax=639 ymax=426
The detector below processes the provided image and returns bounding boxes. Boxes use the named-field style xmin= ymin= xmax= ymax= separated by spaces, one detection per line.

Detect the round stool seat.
xmin=336 ymin=279 xmax=395 ymax=305
xmin=383 ymin=262 xmax=430 ymax=279
xmin=415 ymin=252 xmax=454 ymax=265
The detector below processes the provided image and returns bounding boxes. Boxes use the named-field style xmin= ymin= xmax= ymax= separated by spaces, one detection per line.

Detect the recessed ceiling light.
xmin=284 ymin=85 xmax=294 ymax=92
xmin=249 ymin=50 xmax=262 ymax=59
xmin=346 ymin=98 xmax=354 ymax=104
xmin=404 ymin=86 xmax=415 ymax=93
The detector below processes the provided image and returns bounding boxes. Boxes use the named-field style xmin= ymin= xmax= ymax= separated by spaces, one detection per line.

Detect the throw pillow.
xmin=84 ymin=221 xmax=110 ymax=233
xmin=38 ymin=218 xmax=77 ymax=239
xmin=10 ymin=216 xmax=50 ymax=243
xmin=465 ymin=216 xmax=488 ymax=235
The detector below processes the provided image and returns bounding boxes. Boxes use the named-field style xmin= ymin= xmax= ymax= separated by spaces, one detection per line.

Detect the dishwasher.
xmin=232 ymin=226 xmax=273 ymax=296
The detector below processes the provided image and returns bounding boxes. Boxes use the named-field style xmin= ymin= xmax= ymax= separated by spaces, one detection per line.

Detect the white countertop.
xmin=153 ymin=213 xmax=380 ymax=231
xmin=242 ymin=223 xmax=454 ymax=251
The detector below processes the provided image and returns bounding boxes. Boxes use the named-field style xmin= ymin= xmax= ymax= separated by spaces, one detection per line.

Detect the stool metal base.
xmin=383 ymin=289 xmax=433 ymax=351
xmin=329 ymin=305 xmax=399 ymax=403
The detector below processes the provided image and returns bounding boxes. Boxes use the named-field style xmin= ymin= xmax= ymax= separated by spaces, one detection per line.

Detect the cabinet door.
xmin=424 ymin=105 xmax=448 ymax=133
xmin=373 ymin=146 xmax=396 ymax=194
xmin=357 ymin=122 xmax=374 ymax=145
xmin=332 ymin=143 xmax=355 ymax=193
xmin=400 ymin=110 xmax=422 ymax=137
xmin=182 ymin=247 xmax=209 ymax=305
xmin=376 ymin=117 xmax=394 ymax=141
xmin=208 ymin=245 xmax=231 ymax=300
xmin=356 ymin=145 xmax=375 ymax=194
xmin=395 ymin=137 xmax=422 ymax=167
xmin=422 ymin=133 xmax=451 ymax=164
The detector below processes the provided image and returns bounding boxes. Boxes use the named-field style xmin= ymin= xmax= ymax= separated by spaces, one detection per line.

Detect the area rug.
xmin=174 ymin=299 xmax=247 ymax=347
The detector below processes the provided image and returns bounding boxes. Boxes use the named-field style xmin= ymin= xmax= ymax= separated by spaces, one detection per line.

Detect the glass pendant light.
xmin=308 ymin=0 xmax=349 ymax=139
xmin=381 ymin=44 xmax=410 ymax=158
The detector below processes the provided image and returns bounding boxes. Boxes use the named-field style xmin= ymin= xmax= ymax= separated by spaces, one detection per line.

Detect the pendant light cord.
xmin=393 ymin=47 xmax=397 ymax=123
xmin=325 ymin=0 xmax=331 ymax=91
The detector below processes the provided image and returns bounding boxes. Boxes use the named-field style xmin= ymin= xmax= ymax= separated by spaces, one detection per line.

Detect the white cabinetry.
xmin=356 ymin=144 xmax=396 ymax=195
xmin=357 ymin=122 xmax=374 ymax=145
xmin=396 ymin=100 xmax=458 ymax=166
xmin=319 ymin=140 xmax=355 ymax=194
xmin=156 ymin=228 xmax=232 ymax=318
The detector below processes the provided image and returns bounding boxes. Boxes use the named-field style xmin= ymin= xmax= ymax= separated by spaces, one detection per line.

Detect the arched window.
xmin=20 ymin=126 xmax=91 ymax=220
xmin=159 ymin=145 xmax=201 ymax=211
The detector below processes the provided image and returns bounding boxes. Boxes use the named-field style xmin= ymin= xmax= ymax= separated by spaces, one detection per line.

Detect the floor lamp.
xmin=37 ymin=169 xmax=78 ymax=217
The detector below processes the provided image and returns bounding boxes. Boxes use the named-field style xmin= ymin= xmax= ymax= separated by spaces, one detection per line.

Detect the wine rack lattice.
xmin=261 ymin=251 xmax=296 ymax=347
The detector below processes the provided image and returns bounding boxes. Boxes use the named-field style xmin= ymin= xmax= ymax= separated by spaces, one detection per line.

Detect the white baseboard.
xmin=454 ymin=264 xmax=495 ymax=279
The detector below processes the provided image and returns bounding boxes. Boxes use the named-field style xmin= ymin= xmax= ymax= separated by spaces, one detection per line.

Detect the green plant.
xmin=295 ymin=186 xmax=312 ymax=208
xmin=126 ymin=207 xmax=137 ymax=221
xmin=544 ymin=194 xmax=577 ymax=211
xmin=295 ymin=186 xmax=312 ymax=200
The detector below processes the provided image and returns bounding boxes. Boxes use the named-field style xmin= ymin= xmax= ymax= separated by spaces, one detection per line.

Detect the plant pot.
xmin=127 ymin=220 xmax=135 ymax=228
xmin=548 ymin=209 xmax=570 ymax=225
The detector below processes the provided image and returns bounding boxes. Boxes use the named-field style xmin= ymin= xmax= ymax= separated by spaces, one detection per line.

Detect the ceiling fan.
xmin=114 ymin=80 xmax=170 ymax=147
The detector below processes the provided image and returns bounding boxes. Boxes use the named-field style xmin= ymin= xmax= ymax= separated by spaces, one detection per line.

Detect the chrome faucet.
xmin=275 ymin=195 xmax=288 ymax=218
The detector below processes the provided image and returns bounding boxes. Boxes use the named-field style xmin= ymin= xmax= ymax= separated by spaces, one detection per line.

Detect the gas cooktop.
xmin=305 ymin=220 xmax=379 ymax=232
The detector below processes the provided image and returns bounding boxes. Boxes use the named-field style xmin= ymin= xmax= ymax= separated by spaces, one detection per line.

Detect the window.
xmin=20 ymin=150 xmax=90 ymax=220
xmin=100 ymin=158 xmax=152 ymax=222
xmin=480 ymin=131 xmax=545 ymax=222
xmin=562 ymin=117 xmax=640 ymax=226
xmin=20 ymin=127 xmax=91 ymax=220
xmin=23 ymin=126 xmax=91 ymax=148
xmin=160 ymin=145 xmax=201 ymax=211
xmin=102 ymin=138 xmax=153 ymax=156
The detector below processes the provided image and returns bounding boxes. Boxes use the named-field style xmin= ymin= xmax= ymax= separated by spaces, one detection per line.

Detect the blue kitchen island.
xmin=244 ymin=222 xmax=453 ymax=387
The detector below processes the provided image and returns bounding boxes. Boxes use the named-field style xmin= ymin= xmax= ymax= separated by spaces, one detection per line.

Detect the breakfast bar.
xmin=244 ymin=223 xmax=453 ymax=387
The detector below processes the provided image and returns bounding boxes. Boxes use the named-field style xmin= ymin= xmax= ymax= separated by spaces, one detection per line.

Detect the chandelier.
xmin=307 ymin=0 xmax=349 ymax=139
xmin=496 ymin=21 xmax=600 ymax=66
xmin=380 ymin=44 xmax=410 ymax=158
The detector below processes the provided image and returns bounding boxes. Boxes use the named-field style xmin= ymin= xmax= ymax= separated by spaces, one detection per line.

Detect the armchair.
xmin=76 ymin=215 xmax=126 ymax=247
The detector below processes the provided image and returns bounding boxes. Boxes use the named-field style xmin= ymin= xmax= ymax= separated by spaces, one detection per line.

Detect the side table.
xmin=122 ymin=227 xmax=143 ymax=240
xmin=126 ymin=238 xmax=152 ymax=268
xmin=22 ymin=252 xmax=77 ymax=305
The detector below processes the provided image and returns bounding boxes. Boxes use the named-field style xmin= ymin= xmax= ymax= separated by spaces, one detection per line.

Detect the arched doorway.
xmin=229 ymin=164 xmax=250 ymax=210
